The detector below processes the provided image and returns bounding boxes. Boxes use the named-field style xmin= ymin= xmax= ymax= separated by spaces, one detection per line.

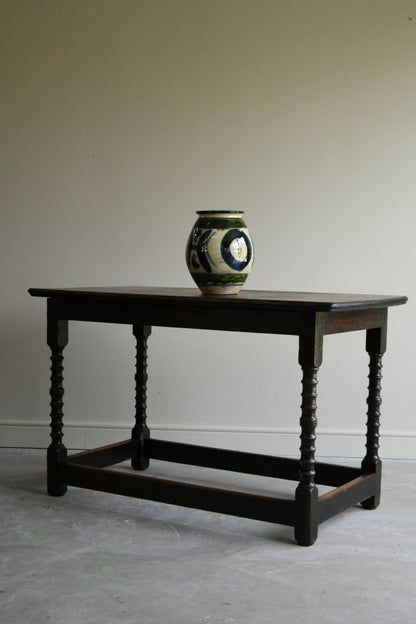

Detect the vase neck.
xmin=196 ymin=211 xmax=244 ymax=217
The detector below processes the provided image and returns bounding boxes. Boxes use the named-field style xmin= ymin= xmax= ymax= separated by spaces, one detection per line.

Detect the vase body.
xmin=186 ymin=211 xmax=254 ymax=295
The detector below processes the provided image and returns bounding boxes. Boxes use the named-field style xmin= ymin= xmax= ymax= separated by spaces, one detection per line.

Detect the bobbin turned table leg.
xmin=295 ymin=331 xmax=323 ymax=546
xmin=131 ymin=325 xmax=152 ymax=470
xmin=361 ymin=324 xmax=386 ymax=509
xmin=46 ymin=310 xmax=68 ymax=496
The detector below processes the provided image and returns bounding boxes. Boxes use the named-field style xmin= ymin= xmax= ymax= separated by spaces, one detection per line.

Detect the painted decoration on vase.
xmin=186 ymin=211 xmax=254 ymax=295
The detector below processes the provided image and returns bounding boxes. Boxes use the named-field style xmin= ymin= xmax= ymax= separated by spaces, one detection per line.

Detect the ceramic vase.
xmin=186 ymin=211 xmax=254 ymax=295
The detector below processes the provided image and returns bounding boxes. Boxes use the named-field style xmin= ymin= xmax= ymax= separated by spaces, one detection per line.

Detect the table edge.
xmin=28 ymin=288 xmax=408 ymax=312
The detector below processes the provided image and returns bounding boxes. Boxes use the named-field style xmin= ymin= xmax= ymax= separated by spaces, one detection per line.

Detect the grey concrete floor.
xmin=1 ymin=449 xmax=415 ymax=624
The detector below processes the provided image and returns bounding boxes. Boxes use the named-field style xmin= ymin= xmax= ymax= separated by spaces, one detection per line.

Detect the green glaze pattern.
xmin=193 ymin=273 xmax=248 ymax=285
xmin=194 ymin=216 xmax=246 ymax=229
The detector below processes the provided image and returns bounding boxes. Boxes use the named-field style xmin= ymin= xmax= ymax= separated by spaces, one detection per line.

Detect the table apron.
xmin=47 ymin=299 xmax=388 ymax=336
xmin=323 ymin=308 xmax=388 ymax=334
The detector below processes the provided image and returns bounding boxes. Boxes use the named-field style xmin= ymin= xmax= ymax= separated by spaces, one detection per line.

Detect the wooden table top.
xmin=29 ymin=286 xmax=408 ymax=313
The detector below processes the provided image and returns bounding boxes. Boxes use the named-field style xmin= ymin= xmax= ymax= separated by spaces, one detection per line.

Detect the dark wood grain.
xmin=319 ymin=473 xmax=378 ymax=523
xmin=29 ymin=285 xmax=406 ymax=546
xmin=66 ymin=438 xmax=361 ymax=486
xmin=360 ymin=326 xmax=386 ymax=509
xmin=46 ymin=306 xmax=68 ymax=497
xmin=131 ymin=325 xmax=151 ymax=470
xmin=294 ymin=329 xmax=322 ymax=546
xmin=28 ymin=286 xmax=407 ymax=312
xmin=62 ymin=462 xmax=296 ymax=526
xmin=69 ymin=439 xmax=133 ymax=468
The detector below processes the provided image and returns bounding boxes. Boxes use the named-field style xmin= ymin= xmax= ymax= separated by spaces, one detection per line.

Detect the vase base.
xmin=198 ymin=283 xmax=242 ymax=295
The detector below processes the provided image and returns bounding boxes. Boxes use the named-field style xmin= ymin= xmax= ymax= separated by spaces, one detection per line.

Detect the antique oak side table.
xmin=29 ymin=287 xmax=407 ymax=546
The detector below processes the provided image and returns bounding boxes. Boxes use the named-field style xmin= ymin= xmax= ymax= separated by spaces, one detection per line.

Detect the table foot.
xmin=360 ymin=460 xmax=381 ymax=509
xmin=295 ymin=485 xmax=318 ymax=546
xmin=47 ymin=447 xmax=67 ymax=496
xmin=360 ymin=498 xmax=379 ymax=511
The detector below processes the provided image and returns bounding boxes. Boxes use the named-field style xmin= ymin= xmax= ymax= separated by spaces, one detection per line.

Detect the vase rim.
xmin=196 ymin=210 xmax=244 ymax=215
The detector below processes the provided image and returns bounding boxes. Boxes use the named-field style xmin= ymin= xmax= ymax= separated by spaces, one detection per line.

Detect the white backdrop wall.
xmin=1 ymin=0 xmax=414 ymax=458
